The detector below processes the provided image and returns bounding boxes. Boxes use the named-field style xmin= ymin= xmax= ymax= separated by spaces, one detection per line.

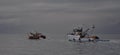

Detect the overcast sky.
xmin=0 ymin=0 xmax=120 ymax=34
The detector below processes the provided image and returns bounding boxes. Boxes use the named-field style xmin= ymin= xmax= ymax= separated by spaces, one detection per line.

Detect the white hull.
xmin=68 ymin=35 xmax=80 ymax=41
xmin=67 ymin=35 xmax=109 ymax=42
xmin=67 ymin=35 xmax=90 ymax=42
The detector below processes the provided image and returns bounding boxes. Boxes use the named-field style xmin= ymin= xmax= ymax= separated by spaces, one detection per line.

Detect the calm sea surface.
xmin=0 ymin=34 xmax=120 ymax=55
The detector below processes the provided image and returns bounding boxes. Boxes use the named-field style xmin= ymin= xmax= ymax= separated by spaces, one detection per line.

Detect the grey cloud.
xmin=0 ymin=0 xmax=120 ymax=34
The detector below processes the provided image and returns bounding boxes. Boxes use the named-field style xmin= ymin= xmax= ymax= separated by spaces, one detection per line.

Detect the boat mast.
xmin=90 ymin=25 xmax=95 ymax=36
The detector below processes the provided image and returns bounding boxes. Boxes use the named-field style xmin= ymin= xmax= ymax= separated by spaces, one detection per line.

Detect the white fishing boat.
xmin=67 ymin=25 xmax=106 ymax=42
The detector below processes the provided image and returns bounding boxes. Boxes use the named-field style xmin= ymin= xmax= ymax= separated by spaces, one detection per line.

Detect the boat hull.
xmin=68 ymin=35 xmax=80 ymax=41
xmin=68 ymin=35 xmax=90 ymax=42
xmin=67 ymin=35 xmax=109 ymax=42
xmin=28 ymin=35 xmax=46 ymax=40
xmin=29 ymin=36 xmax=40 ymax=39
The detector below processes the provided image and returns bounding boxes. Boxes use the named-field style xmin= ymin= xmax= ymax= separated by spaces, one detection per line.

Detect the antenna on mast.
xmin=91 ymin=25 xmax=95 ymax=29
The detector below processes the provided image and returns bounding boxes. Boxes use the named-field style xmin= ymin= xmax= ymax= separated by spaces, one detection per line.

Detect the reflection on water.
xmin=0 ymin=34 xmax=120 ymax=55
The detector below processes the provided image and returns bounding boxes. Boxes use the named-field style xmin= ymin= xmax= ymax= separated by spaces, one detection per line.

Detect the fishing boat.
xmin=28 ymin=32 xmax=46 ymax=39
xmin=67 ymin=25 xmax=102 ymax=42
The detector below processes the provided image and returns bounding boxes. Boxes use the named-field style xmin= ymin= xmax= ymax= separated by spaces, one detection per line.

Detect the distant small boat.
xmin=28 ymin=32 xmax=46 ymax=40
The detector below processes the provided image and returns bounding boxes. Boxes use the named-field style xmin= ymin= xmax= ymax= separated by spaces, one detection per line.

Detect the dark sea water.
xmin=0 ymin=34 xmax=120 ymax=55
